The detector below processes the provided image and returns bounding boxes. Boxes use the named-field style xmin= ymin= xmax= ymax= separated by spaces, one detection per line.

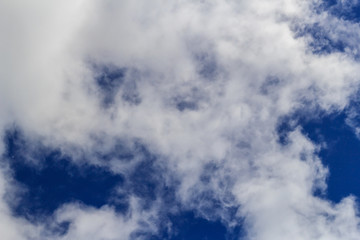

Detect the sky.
xmin=2 ymin=0 xmax=360 ymax=239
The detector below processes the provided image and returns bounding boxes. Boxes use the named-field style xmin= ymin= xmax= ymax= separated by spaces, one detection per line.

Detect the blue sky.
xmin=2 ymin=0 xmax=360 ymax=239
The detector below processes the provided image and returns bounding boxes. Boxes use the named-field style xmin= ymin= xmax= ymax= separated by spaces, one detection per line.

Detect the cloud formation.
xmin=1 ymin=0 xmax=360 ymax=239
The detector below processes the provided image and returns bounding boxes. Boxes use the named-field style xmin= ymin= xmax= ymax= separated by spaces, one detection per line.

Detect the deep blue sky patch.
xmin=3 ymin=129 xmax=125 ymax=219
xmin=129 ymin=157 xmax=162 ymax=209
xmin=277 ymin=109 xmax=360 ymax=203
xmin=146 ymin=211 xmax=243 ymax=240
xmin=321 ymin=0 xmax=360 ymax=22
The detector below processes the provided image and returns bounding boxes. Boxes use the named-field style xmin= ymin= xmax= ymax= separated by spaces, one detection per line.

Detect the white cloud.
xmin=53 ymin=198 xmax=158 ymax=240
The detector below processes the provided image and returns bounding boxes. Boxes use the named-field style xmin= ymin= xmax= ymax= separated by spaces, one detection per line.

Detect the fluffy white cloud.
xmin=1 ymin=0 xmax=360 ymax=239
xmin=52 ymin=198 xmax=158 ymax=240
